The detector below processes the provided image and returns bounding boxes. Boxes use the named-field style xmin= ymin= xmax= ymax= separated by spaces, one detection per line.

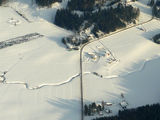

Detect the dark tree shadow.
xmin=141 ymin=28 xmax=160 ymax=40
xmin=133 ymin=0 xmax=152 ymax=16
xmin=118 ymin=57 xmax=160 ymax=106
xmin=47 ymin=36 xmax=66 ymax=48
xmin=47 ymin=97 xmax=81 ymax=120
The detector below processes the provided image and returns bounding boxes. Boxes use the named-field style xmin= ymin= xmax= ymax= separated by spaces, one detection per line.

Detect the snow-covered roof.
xmin=105 ymin=102 xmax=112 ymax=106
xmin=120 ymin=101 xmax=128 ymax=107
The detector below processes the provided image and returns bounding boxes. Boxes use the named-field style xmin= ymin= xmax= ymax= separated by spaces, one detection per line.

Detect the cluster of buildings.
xmin=85 ymin=100 xmax=128 ymax=116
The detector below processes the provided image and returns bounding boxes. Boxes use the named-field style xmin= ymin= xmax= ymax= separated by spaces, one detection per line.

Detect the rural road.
xmin=79 ymin=14 xmax=159 ymax=120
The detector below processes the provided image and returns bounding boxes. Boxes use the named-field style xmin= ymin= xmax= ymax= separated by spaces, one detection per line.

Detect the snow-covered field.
xmin=0 ymin=6 xmax=80 ymax=86
xmin=83 ymin=0 xmax=160 ymax=119
xmin=0 ymin=77 xmax=81 ymax=120
xmin=0 ymin=2 xmax=81 ymax=120
xmin=0 ymin=0 xmax=160 ymax=120
xmin=131 ymin=0 xmax=152 ymax=22
xmin=5 ymin=0 xmax=68 ymax=22
xmin=83 ymin=19 xmax=160 ymax=76
xmin=84 ymin=57 xmax=160 ymax=119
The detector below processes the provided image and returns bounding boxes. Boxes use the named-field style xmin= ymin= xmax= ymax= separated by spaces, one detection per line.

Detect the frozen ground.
xmin=131 ymin=0 xmax=152 ymax=23
xmin=84 ymin=57 xmax=160 ymax=119
xmin=0 ymin=77 xmax=81 ymax=120
xmin=0 ymin=0 xmax=160 ymax=120
xmin=0 ymin=5 xmax=81 ymax=120
xmin=83 ymin=0 xmax=160 ymax=118
xmin=6 ymin=0 xmax=68 ymax=22
xmin=83 ymin=19 xmax=160 ymax=76
xmin=0 ymin=6 xmax=80 ymax=87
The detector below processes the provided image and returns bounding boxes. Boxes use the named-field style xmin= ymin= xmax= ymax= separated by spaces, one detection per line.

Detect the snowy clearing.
xmin=84 ymin=57 xmax=160 ymax=119
xmin=0 ymin=76 xmax=81 ymax=120
xmin=83 ymin=19 xmax=160 ymax=120
xmin=0 ymin=0 xmax=160 ymax=120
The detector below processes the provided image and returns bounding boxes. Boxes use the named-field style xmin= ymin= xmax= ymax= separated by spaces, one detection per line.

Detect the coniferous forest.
xmin=35 ymin=0 xmax=62 ymax=6
xmin=33 ymin=0 xmax=140 ymax=49
xmin=0 ymin=0 xmax=6 ymax=5
xmin=153 ymin=33 xmax=160 ymax=44
xmin=54 ymin=0 xmax=140 ymax=49
xmin=55 ymin=0 xmax=140 ymax=33
xmin=93 ymin=103 xmax=160 ymax=120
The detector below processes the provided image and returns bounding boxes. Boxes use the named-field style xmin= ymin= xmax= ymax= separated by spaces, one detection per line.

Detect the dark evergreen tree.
xmin=35 ymin=0 xmax=62 ymax=7
xmin=0 ymin=0 xmax=6 ymax=5
xmin=68 ymin=0 xmax=95 ymax=11
xmin=55 ymin=1 xmax=140 ymax=48
xmin=93 ymin=104 xmax=160 ymax=120
xmin=88 ymin=104 xmax=92 ymax=116
xmin=55 ymin=9 xmax=83 ymax=30
xmin=84 ymin=104 xmax=89 ymax=116
xmin=92 ymin=102 xmax=97 ymax=109
xmin=148 ymin=0 xmax=155 ymax=6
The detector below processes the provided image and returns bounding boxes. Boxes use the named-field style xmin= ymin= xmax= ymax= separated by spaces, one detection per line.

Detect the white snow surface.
xmin=0 ymin=0 xmax=160 ymax=120
xmin=83 ymin=19 xmax=160 ymax=76
xmin=83 ymin=1 xmax=160 ymax=119
xmin=6 ymin=0 xmax=68 ymax=22
xmin=0 ymin=6 xmax=79 ymax=87
xmin=0 ymin=4 xmax=80 ymax=120
xmin=0 ymin=77 xmax=81 ymax=120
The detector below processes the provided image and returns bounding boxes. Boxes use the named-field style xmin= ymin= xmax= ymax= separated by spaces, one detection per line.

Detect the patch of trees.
xmin=0 ymin=33 xmax=43 ymax=49
xmin=148 ymin=0 xmax=155 ymax=6
xmin=55 ymin=9 xmax=83 ymax=31
xmin=54 ymin=0 xmax=140 ymax=49
xmin=0 ymin=0 xmax=6 ymax=5
xmin=107 ymin=0 xmax=120 ymax=6
xmin=131 ymin=0 xmax=138 ymax=2
xmin=153 ymin=33 xmax=160 ymax=44
xmin=153 ymin=1 xmax=160 ymax=18
xmin=35 ymin=0 xmax=62 ymax=7
xmin=93 ymin=103 xmax=160 ymax=120
xmin=55 ymin=3 xmax=139 ymax=33
xmin=68 ymin=0 xmax=95 ymax=11
xmin=84 ymin=102 xmax=105 ymax=116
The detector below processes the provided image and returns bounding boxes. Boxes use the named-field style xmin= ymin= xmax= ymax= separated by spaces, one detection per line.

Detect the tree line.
xmin=54 ymin=0 xmax=140 ymax=49
xmin=153 ymin=0 xmax=160 ymax=18
xmin=67 ymin=0 xmax=95 ymax=11
xmin=84 ymin=102 xmax=105 ymax=116
xmin=35 ymin=0 xmax=62 ymax=7
xmin=0 ymin=0 xmax=6 ymax=5
xmin=93 ymin=103 xmax=160 ymax=120
xmin=55 ymin=3 xmax=140 ymax=34
xmin=153 ymin=33 xmax=160 ymax=44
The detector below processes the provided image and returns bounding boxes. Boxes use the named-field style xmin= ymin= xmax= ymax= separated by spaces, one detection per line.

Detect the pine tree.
xmin=84 ymin=104 xmax=89 ymax=116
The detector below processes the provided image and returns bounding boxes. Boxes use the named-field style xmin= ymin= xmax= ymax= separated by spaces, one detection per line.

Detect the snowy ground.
xmin=0 ymin=77 xmax=81 ymax=120
xmin=0 ymin=3 xmax=81 ymax=120
xmin=6 ymin=0 xmax=68 ymax=22
xmin=84 ymin=57 xmax=160 ymax=119
xmin=131 ymin=0 xmax=152 ymax=23
xmin=0 ymin=0 xmax=160 ymax=120
xmin=83 ymin=19 xmax=160 ymax=77
xmin=83 ymin=0 xmax=160 ymax=118
xmin=0 ymin=6 xmax=80 ymax=87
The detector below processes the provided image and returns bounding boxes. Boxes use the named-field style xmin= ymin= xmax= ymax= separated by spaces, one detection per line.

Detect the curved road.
xmin=79 ymin=15 xmax=159 ymax=120
xmin=0 ymin=4 xmax=159 ymax=120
